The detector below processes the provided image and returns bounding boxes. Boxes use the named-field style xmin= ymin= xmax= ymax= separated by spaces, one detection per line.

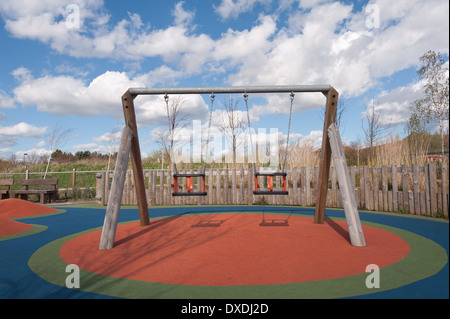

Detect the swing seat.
xmin=253 ymin=190 xmax=289 ymax=195
xmin=172 ymin=173 xmax=207 ymax=196
xmin=260 ymin=219 xmax=289 ymax=226
xmin=172 ymin=192 xmax=207 ymax=196
xmin=253 ymin=172 xmax=288 ymax=195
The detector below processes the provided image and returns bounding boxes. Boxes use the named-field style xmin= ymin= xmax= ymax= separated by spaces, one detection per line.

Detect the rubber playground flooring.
xmin=0 ymin=199 xmax=448 ymax=300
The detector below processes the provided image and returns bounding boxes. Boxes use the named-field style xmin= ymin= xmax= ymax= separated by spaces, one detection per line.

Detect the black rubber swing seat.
xmin=172 ymin=192 xmax=207 ymax=196
xmin=253 ymin=190 xmax=289 ymax=195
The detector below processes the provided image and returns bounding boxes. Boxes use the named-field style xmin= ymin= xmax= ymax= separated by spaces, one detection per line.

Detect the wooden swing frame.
xmin=98 ymin=85 xmax=365 ymax=250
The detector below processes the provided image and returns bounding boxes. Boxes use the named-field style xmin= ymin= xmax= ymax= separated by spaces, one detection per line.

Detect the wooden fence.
xmin=96 ymin=163 xmax=449 ymax=218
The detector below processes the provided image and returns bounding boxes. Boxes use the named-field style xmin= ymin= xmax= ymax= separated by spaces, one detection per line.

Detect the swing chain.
xmin=164 ymin=93 xmax=178 ymax=174
xmin=203 ymin=93 xmax=215 ymax=172
xmin=283 ymin=92 xmax=295 ymax=172
xmin=243 ymin=93 xmax=256 ymax=170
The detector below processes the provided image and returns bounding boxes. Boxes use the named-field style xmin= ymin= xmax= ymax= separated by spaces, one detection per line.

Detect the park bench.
xmin=10 ymin=179 xmax=59 ymax=204
xmin=0 ymin=179 xmax=14 ymax=199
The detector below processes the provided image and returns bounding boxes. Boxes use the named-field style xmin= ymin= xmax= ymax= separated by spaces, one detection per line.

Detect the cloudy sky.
xmin=0 ymin=0 xmax=448 ymax=161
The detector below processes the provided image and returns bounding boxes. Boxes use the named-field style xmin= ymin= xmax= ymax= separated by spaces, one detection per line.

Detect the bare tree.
xmin=105 ymin=126 xmax=121 ymax=173
xmin=44 ymin=125 xmax=73 ymax=178
xmin=220 ymin=95 xmax=246 ymax=168
xmin=163 ymin=95 xmax=191 ymax=169
xmin=362 ymin=100 xmax=391 ymax=149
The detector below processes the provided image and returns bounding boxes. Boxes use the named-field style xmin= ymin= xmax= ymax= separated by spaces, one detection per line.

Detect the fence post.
xmin=442 ymin=164 xmax=448 ymax=218
xmin=72 ymin=168 xmax=76 ymax=189
xmin=401 ymin=164 xmax=409 ymax=213
xmin=428 ymin=163 xmax=437 ymax=217
xmin=381 ymin=166 xmax=388 ymax=212
xmin=413 ymin=164 xmax=420 ymax=215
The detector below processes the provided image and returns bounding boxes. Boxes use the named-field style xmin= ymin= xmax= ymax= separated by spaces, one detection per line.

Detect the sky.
xmin=0 ymin=0 xmax=448 ymax=163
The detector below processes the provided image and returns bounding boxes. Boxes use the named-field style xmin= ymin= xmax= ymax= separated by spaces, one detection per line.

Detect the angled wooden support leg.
xmin=99 ymin=126 xmax=133 ymax=250
xmin=315 ymin=87 xmax=338 ymax=224
xmin=328 ymin=123 xmax=366 ymax=247
xmin=122 ymin=90 xmax=149 ymax=226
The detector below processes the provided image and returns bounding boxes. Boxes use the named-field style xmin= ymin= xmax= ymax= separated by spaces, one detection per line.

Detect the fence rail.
xmin=95 ymin=164 xmax=449 ymax=218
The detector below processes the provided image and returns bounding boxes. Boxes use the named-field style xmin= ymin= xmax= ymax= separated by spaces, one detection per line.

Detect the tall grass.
xmin=368 ymin=133 xmax=431 ymax=167
xmin=288 ymin=140 xmax=320 ymax=169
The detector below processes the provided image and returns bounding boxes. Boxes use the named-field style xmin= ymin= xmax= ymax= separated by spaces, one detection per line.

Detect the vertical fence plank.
xmin=391 ymin=165 xmax=398 ymax=213
xmin=428 ymin=163 xmax=437 ymax=217
xmin=402 ymin=164 xmax=409 ymax=213
xmin=424 ymin=164 xmax=430 ymax=215
xmin=413 ymin=164 xmax=420 ymax=215
xmin=291 ymin=168 xmax=298 ymax=205
xmin=240 ymin=170 xmax=245 ymax=205
xmin=373 ymin=167 xmax=379 ymax=212
xmin=305 ymin=167 xmax=311 ymax=206
xmin=442 ymin=164 xmax=448 ymax=218
xmin=381 ymin=166 xmax=388 ymax=212
xmin=364 ymin=166 xmax=370 ymax=210
xmin=359 ymin=166 xmax=364 ymax=210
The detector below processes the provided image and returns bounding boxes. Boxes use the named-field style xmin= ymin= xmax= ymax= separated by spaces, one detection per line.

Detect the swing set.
xmin=165 ymin=89 xmax=294 ymax=197
xmin=98 ymin=85 xmax=366 ymax=250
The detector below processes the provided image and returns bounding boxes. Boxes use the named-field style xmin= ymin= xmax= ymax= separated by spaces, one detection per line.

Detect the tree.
xmin=44 ymin=125 xmax=73 ymax=178
xmin=220 ymin=95 xmax=246 ymax=168
xmin=161 ymin=95 xmax=191 ymax=169
xmin=409 ymin=50 xmax=449 ymax=158
xmin=362 ymin=100 xmax=391 ymax=149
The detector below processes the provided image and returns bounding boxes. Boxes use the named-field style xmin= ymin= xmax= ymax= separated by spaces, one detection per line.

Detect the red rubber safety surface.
xmin=0 ymin=199 xmax=58 ymax=236
xmin=59 ymin=213 xmax=410 ymax=286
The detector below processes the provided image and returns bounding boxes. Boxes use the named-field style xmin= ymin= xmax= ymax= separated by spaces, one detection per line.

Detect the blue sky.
xmin=0 ymin=0 xmax=448 ymax=162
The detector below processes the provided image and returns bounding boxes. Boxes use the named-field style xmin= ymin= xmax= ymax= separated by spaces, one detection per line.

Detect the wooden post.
xmin=72 ymin=168 xmax=76 ymax=189
xmin=122 ymin=91 xmax=149 ymax=226
xmin=99 ymin=126 xmax=133 ymax=250
xmin=315 ymin=87 xmax=338 ymax=224
xmin=381 ymin=166 xmax=388 ymax=212
xmin=328 ymin=123 xmax=365 ymax=246
xmin=442 ymin=164 xmax=448 ymax=218
xmin=428 ymin=163 xmax=437 ymax=217
xmin=413 ymin=164 xmax=420 ymax=215
xmin=391 ymin=165 xmax=398 ymax=212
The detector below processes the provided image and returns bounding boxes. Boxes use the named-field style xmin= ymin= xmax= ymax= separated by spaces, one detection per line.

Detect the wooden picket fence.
xmin=96 ymin=163 xmax=449 ymax=218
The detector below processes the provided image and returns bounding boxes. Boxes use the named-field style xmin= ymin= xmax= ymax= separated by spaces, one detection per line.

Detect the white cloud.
xmin=2 ymin=0 xmax=449 ymax=136
xmin=214 ymin=0 xmax=271 ymax=20
xmin=172 ymin=1 xmax=195 ymax=26
xmin=0 ymin=122 xmax=47 ymax=138
xmin=12 ymin=69 xmax=137 ymax=117
xmin=34 ymin=140 xmax=47 ymax=148
xmin=93 ymin=131 xmax=121 ymax=144
xmin=362 ymin=81 xmax=425 ymax=127
xmin=14 ymin=148 xmax=51 ymax=160
xmin=0 ymin=122 xmax=47 ymax=148
xmin=71 ymin=142 xmax=108 ymax=153
xmin=0 ymin=90 xmax=16 ymax=109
